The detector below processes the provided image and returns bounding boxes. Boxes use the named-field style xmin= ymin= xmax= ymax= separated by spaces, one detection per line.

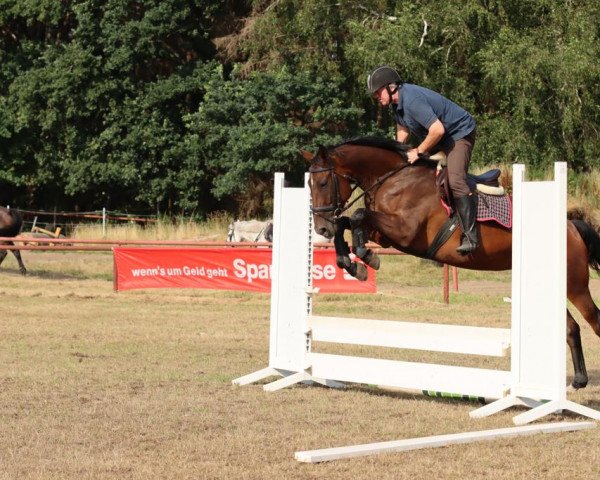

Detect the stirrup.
xmin=456 ymin=239 xmax=477 ymax=255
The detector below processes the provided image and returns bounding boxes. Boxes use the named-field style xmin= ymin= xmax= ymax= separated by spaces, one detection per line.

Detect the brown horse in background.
xmin=0 ymin=206 xmax=27 ymax=275
xmin=304 ymin=136 xmax=600 ymax=391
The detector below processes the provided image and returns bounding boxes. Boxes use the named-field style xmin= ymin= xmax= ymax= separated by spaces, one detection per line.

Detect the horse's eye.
xmin=319 ymin=179 xmax=328 ymax=188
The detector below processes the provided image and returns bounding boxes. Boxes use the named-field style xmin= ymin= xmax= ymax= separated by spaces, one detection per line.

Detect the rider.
xmin=366 ymin=66 xmax=478 ymax=255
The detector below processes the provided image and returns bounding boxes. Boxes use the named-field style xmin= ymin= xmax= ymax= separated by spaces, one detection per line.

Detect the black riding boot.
xmin=455 ymin=194 xmax=479 ymax=255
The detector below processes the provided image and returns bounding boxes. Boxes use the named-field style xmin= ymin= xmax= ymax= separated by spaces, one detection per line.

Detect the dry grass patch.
xmin=71 ymin=211 xmax=232 ymax=242
xmin=1 ymin=252 xmax=600 ymax=479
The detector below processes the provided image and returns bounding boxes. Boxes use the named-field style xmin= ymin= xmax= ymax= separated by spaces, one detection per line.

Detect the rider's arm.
xmin=396 ymin=124 xmax=410 ymax=143
xmin=416 ymin=119 xmax=445 ymax=154
xmin=406 ymin=119 xmax=445 ymax=163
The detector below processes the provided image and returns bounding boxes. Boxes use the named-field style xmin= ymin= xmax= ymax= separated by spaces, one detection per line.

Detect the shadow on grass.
xmin=352 ymin=383 xmax=488 ymax=406
xmin=0 ymin=267 xmax=102 ymax=281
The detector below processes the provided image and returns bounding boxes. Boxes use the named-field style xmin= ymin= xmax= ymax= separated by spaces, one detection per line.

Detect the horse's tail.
xmin=571 ymin=219 xmax=600 ymax=274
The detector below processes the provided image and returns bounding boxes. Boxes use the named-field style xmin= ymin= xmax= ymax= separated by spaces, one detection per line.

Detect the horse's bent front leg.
xmin=567 ymin=310 xmax=588 ymax=389
xmin=332 ymin=217 xmax=367 ymax=281
xmin=349 ymin=208 xmax=380 ymax=270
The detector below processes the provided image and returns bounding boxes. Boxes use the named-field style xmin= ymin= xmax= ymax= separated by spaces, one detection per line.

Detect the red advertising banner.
xmin=113 ymin=248 xmax=376 ymax=294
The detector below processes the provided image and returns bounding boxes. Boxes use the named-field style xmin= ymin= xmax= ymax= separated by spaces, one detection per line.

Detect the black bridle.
xmin=308 ymin=164 xmax=358 ymax=220
xmin=308 ymin=159 xmax=409 ymax=224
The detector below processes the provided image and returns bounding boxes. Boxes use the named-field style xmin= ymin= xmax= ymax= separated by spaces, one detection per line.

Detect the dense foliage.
xmin=1 ymin=0 xmax=598 ymax=216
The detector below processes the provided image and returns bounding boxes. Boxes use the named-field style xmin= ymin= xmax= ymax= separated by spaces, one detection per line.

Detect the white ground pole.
xmin=294 ymin=421 xmax=596 ymax=463
xmin=471 ymin=163 xmax=600 ymax=424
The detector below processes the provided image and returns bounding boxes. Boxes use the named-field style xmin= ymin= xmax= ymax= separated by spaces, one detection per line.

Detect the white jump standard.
xmin=233 ymin=166 xmax=600 ymax=433
xmin=470 ymin=163 xmax=600 ymax=424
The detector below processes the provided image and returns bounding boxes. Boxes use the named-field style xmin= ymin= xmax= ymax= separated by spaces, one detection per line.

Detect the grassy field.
xmin=1 ymin=250 xmax=600 ymax=479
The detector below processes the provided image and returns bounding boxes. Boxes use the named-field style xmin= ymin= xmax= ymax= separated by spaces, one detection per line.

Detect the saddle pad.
xmin=441 ymin=193 xmax=512 ymax=229
xmin=477 ymin=193 xmax=512 ymax=228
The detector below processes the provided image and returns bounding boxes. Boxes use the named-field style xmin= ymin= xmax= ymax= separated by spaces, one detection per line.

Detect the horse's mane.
xmin=335 ymin=136 xmax=410 ymax=156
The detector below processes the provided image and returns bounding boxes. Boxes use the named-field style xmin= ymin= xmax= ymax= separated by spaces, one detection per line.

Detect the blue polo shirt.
xmin=393 ymin=84 xmax=475 ymax=143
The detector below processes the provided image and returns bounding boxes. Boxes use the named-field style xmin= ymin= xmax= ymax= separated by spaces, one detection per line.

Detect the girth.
xmin=424 ymin=215 xmax=460 ymax=259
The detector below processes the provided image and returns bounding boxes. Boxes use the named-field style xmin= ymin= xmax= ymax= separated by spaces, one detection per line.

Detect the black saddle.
xmin=467 ymin=169 xmax=501 ymax=190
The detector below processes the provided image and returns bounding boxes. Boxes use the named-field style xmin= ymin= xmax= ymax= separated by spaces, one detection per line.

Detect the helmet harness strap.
xmin=385 ymin=83 xmax=398 ymax=103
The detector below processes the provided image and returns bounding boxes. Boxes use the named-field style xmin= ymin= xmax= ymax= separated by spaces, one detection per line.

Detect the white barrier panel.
xmin=234 ymin=166 xmax=600 ymax=427
xmin=310 ymin=315 xmax=510 ymax=356
xmin=233 ymin=173 xmax=512 ymax=398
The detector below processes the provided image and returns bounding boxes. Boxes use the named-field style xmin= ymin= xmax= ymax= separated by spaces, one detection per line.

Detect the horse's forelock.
xmin=309 ymin=145 xmax=335 ymax=170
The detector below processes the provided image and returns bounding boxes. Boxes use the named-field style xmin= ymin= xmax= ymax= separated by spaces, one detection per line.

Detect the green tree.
xmin=229 ymin=0 xmax=600 ymax=174
xmin=0 ymin=0 xmax=251 ymax=213
xmin=1 ymin=0 xmax=598 ymax=215
xmin=185 ymin=66 xmax=362 ymax=216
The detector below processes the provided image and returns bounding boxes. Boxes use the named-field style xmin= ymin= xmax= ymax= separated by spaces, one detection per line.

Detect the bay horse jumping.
xmin=0 ymin=206 xmax=27 ymax=275
xmin=303 ymin=137 xmax=600 ymax=391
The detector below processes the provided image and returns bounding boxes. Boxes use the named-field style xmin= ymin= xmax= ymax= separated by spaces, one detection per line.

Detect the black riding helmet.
xmin=366 ymin=66 xmax=402 ymax=97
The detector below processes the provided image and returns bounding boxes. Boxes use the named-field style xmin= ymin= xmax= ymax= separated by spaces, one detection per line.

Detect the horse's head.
xmin=302 ymin=146 xmax=354 ymax=239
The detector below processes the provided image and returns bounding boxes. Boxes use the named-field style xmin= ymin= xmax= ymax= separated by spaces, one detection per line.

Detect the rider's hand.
xmin=407 ymin=148 xmax=419 ymax=164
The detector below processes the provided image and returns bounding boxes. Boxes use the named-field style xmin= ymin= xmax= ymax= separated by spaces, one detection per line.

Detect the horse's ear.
xmin=300 ymin=149 xmax=314 ymax=163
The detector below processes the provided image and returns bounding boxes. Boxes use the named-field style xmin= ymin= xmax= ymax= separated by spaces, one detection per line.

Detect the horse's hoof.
xmin=364 ymin=251 xmax=380 ymax=270
xmin=336 ymin=256 xmax=352 ymax=270
xmin=355 ymin=263 xmax=368 ymax=281
xmin=570 ymin=375 xmax=588 ymax=390
xmin=20 ymin=269 xmax=27 ymax=276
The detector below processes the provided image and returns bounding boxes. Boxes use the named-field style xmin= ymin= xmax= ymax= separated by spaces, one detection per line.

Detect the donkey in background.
xmin=0 ymin=206 xmax=27 ymax=275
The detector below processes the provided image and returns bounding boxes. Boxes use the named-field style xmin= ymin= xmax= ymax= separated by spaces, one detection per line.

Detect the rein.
xmin=344 ymin=166 xmax=408 ymax=211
